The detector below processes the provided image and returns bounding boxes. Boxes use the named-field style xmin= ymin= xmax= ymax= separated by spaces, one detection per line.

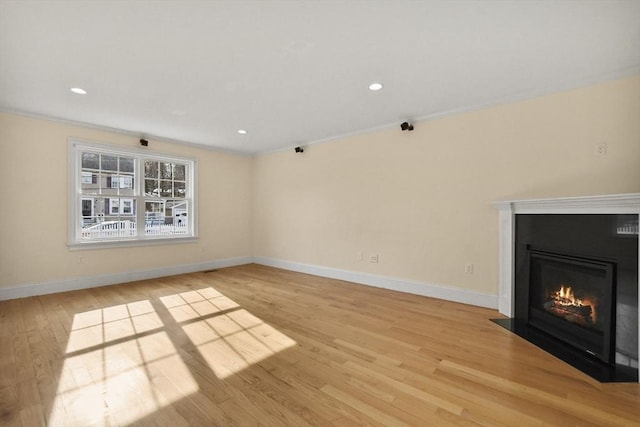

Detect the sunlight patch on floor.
xmin=66 ymin=300 xmax=163 ymax=353
xmin=49 ymin=287 xmax=295 ymax=425
xmin=162 ymin=288 xmax=297 ymax=379
xmin=49 ymin=301 xmax=198 ymax=426
xmin=160 ymin=287 xmax=240 ymax=322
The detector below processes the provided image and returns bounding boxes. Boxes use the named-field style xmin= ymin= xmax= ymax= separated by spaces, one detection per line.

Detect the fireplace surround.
xmin=492 ymin=193 xmax=639 ymax=382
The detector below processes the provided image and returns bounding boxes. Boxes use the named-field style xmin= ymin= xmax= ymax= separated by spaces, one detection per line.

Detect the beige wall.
xmin=0 ymin=113 xmax=253 ymax=290
xmin=252 ymin=76 xmax=640 ymax=294
xmin=2 ymin=76 xmax=638 ymax=297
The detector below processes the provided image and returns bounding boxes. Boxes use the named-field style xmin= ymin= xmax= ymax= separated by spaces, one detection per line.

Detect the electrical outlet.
xmin=594 ymin=143 xmax=607 ymax=156
xmin=465 ymin=263 xmax=474 ymax=274
xmin=370 ymin=254 xmax=379 ymax=263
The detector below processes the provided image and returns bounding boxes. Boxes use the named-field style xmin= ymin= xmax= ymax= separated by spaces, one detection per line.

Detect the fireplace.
xmin=492 ymin=194 xmax=639 ymax=383
xmin=526 ymin=248 xmax=615 ymax=364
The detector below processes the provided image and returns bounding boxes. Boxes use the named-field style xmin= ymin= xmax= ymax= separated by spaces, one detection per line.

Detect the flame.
xmin=554 ymin=285 xmax=583 ymax=306
xmin=551 ymin=284 xmax=597 ymax=323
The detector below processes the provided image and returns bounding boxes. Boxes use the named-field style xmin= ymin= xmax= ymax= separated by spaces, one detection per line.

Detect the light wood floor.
xmin=1 ymin=264 xmax=639 ymax=426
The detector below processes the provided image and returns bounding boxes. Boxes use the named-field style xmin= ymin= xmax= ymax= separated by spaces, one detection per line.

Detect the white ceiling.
xmin=1 ymin=1 xmax=639 ymax=155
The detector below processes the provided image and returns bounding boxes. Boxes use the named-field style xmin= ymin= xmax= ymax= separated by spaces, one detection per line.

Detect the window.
xmin=109 ymin=198 xmax=134 ymax=215
xmin=111 ymin=175 xmax=133 ymax=189
xmin=69 ymin=140 xmax=196 ymax=247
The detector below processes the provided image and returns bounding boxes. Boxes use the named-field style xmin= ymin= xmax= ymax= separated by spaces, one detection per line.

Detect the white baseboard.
xmin=1 ymin=256 xmax=499 ymax=310
xmin=0 ymin=256 xmax=253 ymax=301
xmin=253 ymin=257 xmax=498 ymax=309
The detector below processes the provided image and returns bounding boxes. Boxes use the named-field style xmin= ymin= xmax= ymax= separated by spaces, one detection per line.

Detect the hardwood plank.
xmin=0 ymin=384 xmax=19 ymax=426
xmin=321 ymin=384 xmax=412 ymax=427
xmin=438 ymin=359 xmax=637 ymax=426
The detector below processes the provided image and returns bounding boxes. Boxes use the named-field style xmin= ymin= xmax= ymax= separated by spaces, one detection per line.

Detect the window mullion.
xmin=135 ymin=157 xmax=144 ymax=239
xmin=75 ymin=149 xmax=84 ymax=241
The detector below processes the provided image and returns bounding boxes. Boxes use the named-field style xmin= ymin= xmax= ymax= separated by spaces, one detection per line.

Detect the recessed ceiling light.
xmin=70 ymin=87 xmax=87 ymax=95
xmin=237 ymin=129 xmax=247 ymax=135
xmin=368 ymin=82 xmax=383 ymax=91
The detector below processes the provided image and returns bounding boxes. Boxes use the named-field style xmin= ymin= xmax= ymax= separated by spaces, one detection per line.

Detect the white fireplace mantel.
xmin=492 ymin=193 xmax=640 ymax=380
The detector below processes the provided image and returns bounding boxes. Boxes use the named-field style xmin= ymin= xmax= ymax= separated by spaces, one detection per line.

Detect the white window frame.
xmin=68 ymin=139 xmax=198 ymax=249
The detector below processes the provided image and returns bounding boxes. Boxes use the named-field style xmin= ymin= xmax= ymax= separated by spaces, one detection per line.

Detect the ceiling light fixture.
xmin=368 ymin=82 xmax=383 ymax=91
xmin=70 ymin=87 xmax=87 ymax=95
xmin=237 ymin=129 xmax=247 ymax=135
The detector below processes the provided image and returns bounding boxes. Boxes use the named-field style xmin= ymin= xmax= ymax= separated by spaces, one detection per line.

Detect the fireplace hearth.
xmin=492 ymin=194 xmax=639 ymax=383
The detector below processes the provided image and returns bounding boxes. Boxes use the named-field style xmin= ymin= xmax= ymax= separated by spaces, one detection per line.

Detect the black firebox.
xmin=526 ymin=248 xmax=615 ymax=364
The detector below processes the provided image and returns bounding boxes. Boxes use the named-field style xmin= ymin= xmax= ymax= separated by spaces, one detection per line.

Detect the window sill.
xmin=68 ymin=236 xmax=199 ymax=251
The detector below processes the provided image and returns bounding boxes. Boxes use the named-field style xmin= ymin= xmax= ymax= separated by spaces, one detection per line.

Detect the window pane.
xmin=160 ymin=162 xmax=173 ymax=179
xmin=144 ymin=199 xmax=187 ymax=236
xmin=101 ymin=155 xmax=118 ymax=171
xmin=145 ymin=201 xmax=165 ymax=236
xmin=144 ymin=160 xmax=158 ymax=178
xmin=145 ymin=201 xmax=164 ymax=218
xmin=160 ymin=180 xmax=172 ymax=197
xmin=119 ymin=157 xmax=134 ymax=173
xmin=174 ymin=181 xmax=186 ymax=197
xmin=81 ymin=197 xmax=107 ymax=226
xmin=82 ymin=153 xmax=99 ymax=169
xmin=81 ymin=172 xmax=100 ymax=194
xmin=102 ymin=174 xmax=117 ymax=196
xmin=169 ymin=200 xmax=188 ymax=234
xmin=173 ymin=164 xmax=185 ymax=180
xmin=145 ymin=179 xmax=158 ymax=196
xmin=114 ymin=174 xmax=134 ymax=196
xmin=81 ymin=196 xmax=136 ymax=239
